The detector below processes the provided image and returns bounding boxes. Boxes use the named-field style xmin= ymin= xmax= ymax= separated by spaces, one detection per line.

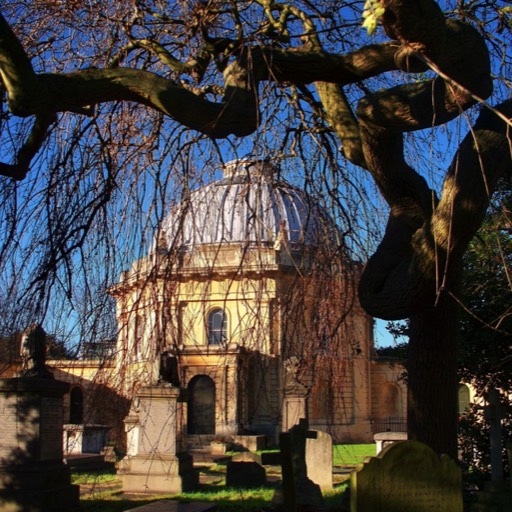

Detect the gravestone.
xmin=306 ymin=429 xmax=333 ymax=490
xmin=350 ymin=440 xmax=463 ymax=512
xmin=0 ymin=325 xmax=80 ymax=512
xmin=118 ymin=384 xmax=198 ymax=494
xmin=226 ymin=461 xmax=266 ymax=488
xmin=276 ymin=419 xmax=325 ymax=511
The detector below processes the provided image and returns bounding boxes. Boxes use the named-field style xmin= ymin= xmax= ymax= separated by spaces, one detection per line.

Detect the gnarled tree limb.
xmin=0 ymin=5 xmax=400 ymax=179
xmin=343 ymin=3 xmax=497 ymax=320
xmin=359 ymin=100 xmax=512 ymax=320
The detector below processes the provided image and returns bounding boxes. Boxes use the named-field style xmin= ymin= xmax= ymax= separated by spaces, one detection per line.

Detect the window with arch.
xmin=207 ymin=308 xmax=227 ymax=345
xmin=134 ymin=314 xmax=144 ymax=356
xmin=458 ymin=384 xmax=471 ymax=414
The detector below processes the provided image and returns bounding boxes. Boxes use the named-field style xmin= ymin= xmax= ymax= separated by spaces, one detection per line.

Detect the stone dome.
xmin=159 ymin=159 xmax=336 ymax=251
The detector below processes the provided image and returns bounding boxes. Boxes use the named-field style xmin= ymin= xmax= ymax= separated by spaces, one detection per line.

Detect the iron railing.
xmin=371 ymin=416 xmax=407 ymax=433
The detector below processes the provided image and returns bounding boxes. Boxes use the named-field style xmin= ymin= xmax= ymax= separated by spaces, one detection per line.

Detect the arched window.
xmin=69 ymin=386 xmax=84 ymax=424
xmin=207 ymin=308 xmax=227 ymax=345
xmin=134 ymin=314 xmax=144 ymax=357
xmin=458 ymin=384 xmax=471 ymax=414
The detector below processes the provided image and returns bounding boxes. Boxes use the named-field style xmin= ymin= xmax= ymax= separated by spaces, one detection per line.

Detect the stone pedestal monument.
xmin=282 ymin=357 xmax=309 ymax=432
xmin=0 ymin=325 xmax=80 ymax=512
xmin=118 ymin=384 xmax=198 ymax=494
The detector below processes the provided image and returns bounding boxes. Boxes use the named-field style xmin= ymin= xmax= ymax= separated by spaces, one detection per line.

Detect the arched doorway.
xmin=188 ymin=375 xmax=215 ymax=434
xmin=69 ymin=386 xmax=84 ymax=424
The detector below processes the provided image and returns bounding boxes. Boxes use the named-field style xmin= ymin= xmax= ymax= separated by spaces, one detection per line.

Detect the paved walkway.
xmin=124 ymin=501 xmax=216 ymax=512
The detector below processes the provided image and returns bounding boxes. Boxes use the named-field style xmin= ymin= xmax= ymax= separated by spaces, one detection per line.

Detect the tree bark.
xmin=361 ymin=100 xmax=512 ymax=456
xmin=407 ymin=281 xmax=460 ymax=459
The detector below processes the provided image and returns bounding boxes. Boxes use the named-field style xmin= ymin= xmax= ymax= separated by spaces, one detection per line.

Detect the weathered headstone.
xmin=350 ymin=440 xmax=463 ymax=512
xmin=118 ymin=384 xmax=198 ymax=494
xmin=306 ymin=429 xmax=333 ymax=490
xmin=0 ymin=325 xmax=80 ymax=512
xmin=226 ymin=461 xmax=267 ymax=488
xmin=276 ymin=419 xmax=325 ymax=511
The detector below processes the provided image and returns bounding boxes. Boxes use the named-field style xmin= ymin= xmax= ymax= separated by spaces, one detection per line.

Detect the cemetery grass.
xmin=77 ymin=482 xmax=348 ymax=512
xmin=332 ymin=443 xmax=375 ymax=466
xmin=77 ymin=482 xmax=277 ymax=512
xmin=74 ymin=444 xmax=373 ymax=511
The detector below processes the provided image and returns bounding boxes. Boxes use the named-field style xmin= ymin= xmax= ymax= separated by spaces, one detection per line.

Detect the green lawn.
xmin=79 ymin=485 xmax=348 ymax=512
xmin=332 ymin=443 xmax=375 ymax=466
xmin=78 ymin=486 xmax=276 ymax=512
xmin=74 ymin=444 xmax=374 ymax=511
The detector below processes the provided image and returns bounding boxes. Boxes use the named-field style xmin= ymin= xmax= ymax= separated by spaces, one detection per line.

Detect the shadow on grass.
xmin=80 ymin=481 xmax=279 ymax=512
xmin=75 ymin=461 xmax=350 ymax=511
xmin=80 ymin=483 xmax=349 ymax=512
xmin=80 ymin=496 xmax=155 ymax=512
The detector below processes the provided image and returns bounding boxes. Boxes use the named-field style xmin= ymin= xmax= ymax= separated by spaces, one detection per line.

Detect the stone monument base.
xmin=118 ymin=452 xmax=198 ymax=494
xmin=0 ymin=375 xmax=80 ymax=512
xmin=0 ymin=461 xmax=79 ymax=512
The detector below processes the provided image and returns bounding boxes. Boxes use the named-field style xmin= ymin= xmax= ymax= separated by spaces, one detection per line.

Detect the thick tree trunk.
xmin=358 ymin=102 xmax=512 ymax=458
xmin=407 ymin=278 xmax=460 ymax=459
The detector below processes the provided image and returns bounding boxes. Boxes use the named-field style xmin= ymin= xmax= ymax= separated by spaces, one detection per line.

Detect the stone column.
xmin=0 ymin=377 xmax=80 ymax=512
xmin=118 ymin=384 xmax=198 ymax=494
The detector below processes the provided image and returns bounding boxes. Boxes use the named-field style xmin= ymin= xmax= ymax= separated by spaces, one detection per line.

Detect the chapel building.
xmin=108 ymin=159 xmax=406 ymax=444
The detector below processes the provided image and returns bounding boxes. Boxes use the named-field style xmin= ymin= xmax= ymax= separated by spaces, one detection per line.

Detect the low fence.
xmin=371 ymin=417 xmax=407 ymax=433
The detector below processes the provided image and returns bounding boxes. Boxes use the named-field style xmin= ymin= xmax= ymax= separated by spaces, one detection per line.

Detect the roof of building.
xmin=159 ymin=159 xmax=337 ymax=251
